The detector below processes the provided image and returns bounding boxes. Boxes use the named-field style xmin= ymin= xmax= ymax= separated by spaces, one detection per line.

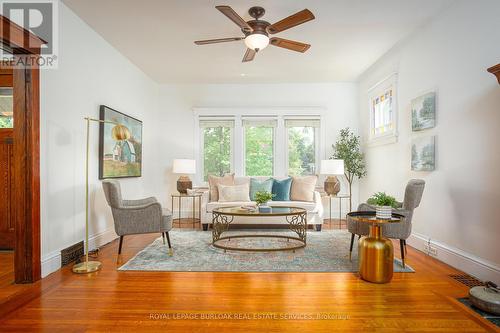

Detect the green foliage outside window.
xmin=245 ymin=126 xmax=273 ymax=176
xmin=203 ymin=127 xmax=231 ymax=181
xmin=0 ymin=116 xmax=13 ymax=128
xmin=288 ymin=127 xmax=315 ymax=176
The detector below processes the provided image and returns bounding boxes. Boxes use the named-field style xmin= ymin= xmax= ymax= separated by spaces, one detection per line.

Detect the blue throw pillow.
xmin=249 ymin=178 xmax=273 ymax=201
xmin=272 ymin=178 xmax=292 ymax=201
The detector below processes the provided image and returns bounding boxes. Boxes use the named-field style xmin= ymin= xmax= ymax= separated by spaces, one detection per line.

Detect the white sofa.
xmin=200 ymin=176 xmax=324 ymax=231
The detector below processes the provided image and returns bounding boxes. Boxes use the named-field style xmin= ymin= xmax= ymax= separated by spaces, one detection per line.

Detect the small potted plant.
xmin=367 ymin=192 xmax=399 ymax=219
xmin=255 ymin=191 xmax=274 ymax=212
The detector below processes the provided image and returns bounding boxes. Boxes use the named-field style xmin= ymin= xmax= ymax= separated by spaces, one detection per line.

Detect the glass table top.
xmin=347 ymin=211 xmax=404 ymax=224
xmin=213 ymin=206 xmax=306 ymax=216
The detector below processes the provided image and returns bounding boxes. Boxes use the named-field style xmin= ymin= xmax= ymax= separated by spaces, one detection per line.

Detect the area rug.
xmin=119 ymin=230 xmax=414 ymax=273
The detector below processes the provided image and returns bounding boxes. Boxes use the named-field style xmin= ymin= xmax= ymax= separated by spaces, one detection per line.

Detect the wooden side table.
xmin=171 ymin=193 xmax=202 ymax=229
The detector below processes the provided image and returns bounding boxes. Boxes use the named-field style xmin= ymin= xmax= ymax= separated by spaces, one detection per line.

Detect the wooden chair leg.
xmin=161 ymin=232 xmax=165 ymax=245
xmin=400 ymin=239 xmax=405 ymax=268
xmin=403 ymin=239 xmax=407 ymax=255
xmin=118 ymin=236 xmax=124 ymax=255
xmin=349 ymin=233 xmax=355 ymax=260
xmin=166 ymin=232 xmax=172 ymax=249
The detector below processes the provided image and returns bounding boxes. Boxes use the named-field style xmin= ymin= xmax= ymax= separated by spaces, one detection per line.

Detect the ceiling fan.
xmin=194 ymin=5 xmax=315 ymax=62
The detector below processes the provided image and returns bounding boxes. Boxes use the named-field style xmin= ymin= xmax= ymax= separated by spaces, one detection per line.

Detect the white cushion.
xmin=217 ymin=184 xmax=250 ymax=202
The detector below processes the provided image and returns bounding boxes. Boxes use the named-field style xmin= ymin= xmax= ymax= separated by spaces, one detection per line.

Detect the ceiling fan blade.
xmin=216 ymin=5 xmax=253 ymax=33
xmin=242 ymin=48 xmax=256 ymax=62
xmin=194 ymin=37 xmax=244 ymax=45
xmin=267 ymin=9 xmax=315 ymax=34
xmin=270 ymin=37 xmax=311 ymax=53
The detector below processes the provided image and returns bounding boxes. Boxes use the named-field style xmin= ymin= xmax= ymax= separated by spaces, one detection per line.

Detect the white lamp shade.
xmin=320 ymin=159 xmax=344 ymax=175
xmin=173 ymin=159 xmax=196 ymax=174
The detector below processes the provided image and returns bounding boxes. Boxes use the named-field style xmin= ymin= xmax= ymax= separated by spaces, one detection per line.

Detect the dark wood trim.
xmin=487 ymin=63 xmax=500 ymax=85
xmin=0 ymin=16 xmax=42 ymax=283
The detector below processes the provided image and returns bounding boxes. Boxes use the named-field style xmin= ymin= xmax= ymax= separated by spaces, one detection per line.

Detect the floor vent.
xmin=61 ymin=241 xmax=84 ymax=266
xmin=449 ymin=274 xmax=484 ymax=287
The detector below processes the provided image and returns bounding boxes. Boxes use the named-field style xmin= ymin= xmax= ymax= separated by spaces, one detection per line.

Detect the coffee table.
xmin=212 ymin=206 xmax=307 ymax=252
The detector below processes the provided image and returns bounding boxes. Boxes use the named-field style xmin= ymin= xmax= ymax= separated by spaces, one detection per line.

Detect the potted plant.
xmin=331 ymin=128 xmax=367 ymax=212
xmin=367 ymin=192 xmax=399 ymax=219
xmin=255 ymin=191 xmax=274 ymax=212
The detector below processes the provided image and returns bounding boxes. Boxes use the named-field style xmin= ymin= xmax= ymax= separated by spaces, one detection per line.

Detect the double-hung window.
xmin=199 ymin=119 xmax=234 ymax=181
xmin=243 ymin=118 xmax=276 ymax=176
xmin=286 ymin=119 xmax=320 ymax=176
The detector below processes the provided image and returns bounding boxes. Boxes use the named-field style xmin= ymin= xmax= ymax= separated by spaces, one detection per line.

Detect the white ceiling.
xmin=62 ymin=0 xmax=454 ymax=84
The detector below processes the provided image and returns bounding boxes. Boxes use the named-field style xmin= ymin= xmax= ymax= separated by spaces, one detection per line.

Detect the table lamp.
xmin=320 ymin=159 xmax=344 ymax=196
xmin=173 ymin=159 xmax=196 ymax=193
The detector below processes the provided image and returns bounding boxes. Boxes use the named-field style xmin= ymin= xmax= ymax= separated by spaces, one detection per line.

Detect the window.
xmin=368 ymin=73 xmax=398 ymax=144
xmin=243 ymin=119 xmax=276 ymax=176
xmin=0 ymin=88 xmax=13 ymax=128
xmin=196 ymin=114 xmax=322 ymax=182
xmin=286 ymin=119 xmax=320 ymax=176
xmin=200 ymin=119 xmax=234 ymax=181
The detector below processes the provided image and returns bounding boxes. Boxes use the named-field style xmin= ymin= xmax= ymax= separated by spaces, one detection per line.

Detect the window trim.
xmin=367 ymin=73 xmax=398 ymax=146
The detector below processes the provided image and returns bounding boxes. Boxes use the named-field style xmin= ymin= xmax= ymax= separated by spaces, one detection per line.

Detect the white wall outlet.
xmin=424 ymin=243 xmax=438 ymax=257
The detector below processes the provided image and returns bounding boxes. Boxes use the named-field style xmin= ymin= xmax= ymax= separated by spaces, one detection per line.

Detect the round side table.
xmin=347 ymin=211 xmax=404 ymax=284
xmin=171 ymin=193 xmax=202 ymax=229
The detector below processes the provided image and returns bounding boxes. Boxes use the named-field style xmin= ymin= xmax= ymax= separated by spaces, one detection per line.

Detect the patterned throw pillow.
xmin=208 ymin=174 xmax=234 ymax=202
xmin=249 ymin=178 xmax=273 ymax=201
xmin=218 ymin=184 xmax=250 ymax=202
xmin=272 ymin=178 xmax=292 ymax=201
xmin=290 ymin=175 xmax=318 ymax=202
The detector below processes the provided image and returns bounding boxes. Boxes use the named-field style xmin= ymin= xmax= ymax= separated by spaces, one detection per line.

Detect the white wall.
xmin=39 ymin=4 xmax=160 ymax=276
xmin=157 ymin=83 xmax=359 ymax=216
xmin=357 ymin=0 xmax=500 ymax=283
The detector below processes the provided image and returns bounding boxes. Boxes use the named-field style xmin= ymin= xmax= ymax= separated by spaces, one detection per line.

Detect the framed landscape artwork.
xmin=411 ymin=92 xmax=436 ymax=131
xmin=99 ymin=105 xmax=142 ymax=179
xmin=411 ymin=136 xmax=435 ymax=171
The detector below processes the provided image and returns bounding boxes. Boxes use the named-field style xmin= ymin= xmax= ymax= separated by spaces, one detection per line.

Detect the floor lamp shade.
xmin=321 ymin=159 xmax=344 ymax=196
xmin=173 ymin=159 xmax=196 ymax=193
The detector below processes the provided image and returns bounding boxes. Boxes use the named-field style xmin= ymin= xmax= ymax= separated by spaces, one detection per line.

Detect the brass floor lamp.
xmin=72 ymin=117 xmax=130 ymax=274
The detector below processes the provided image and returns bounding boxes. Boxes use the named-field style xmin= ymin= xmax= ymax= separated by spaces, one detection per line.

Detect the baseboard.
xmin=407 ymin=232 xmax=500 ymax=284
xmin=41 ymin=250 xmax=61 ymax=278
xmin=41 ymin=228 xmax=118 ymax=278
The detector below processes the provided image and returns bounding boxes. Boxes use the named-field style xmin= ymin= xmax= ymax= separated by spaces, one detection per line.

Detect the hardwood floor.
xmin=0 ymin=227 xmax=497 ymax=332
xmin=0 ymin=251 xmax=14 ymax=288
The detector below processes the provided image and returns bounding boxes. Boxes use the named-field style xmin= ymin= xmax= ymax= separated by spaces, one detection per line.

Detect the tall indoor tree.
xmin=331 ymin=128 xmax=367 ymax=211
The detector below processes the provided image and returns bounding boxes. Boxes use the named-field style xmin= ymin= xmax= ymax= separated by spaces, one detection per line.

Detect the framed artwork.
xmin=411 ymin=136 xmax=435 ymax=171
xmin=411 ymin=92 xmax=436 ymax=131
xmin=99 ymin=105 xmax=142 ymax=179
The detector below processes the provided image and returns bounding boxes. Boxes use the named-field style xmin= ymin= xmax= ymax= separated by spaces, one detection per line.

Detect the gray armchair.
xmin=348 ymin=179 xmax=425 ymax=267
xmin=102 ymin=180 xmax=173 ymax=255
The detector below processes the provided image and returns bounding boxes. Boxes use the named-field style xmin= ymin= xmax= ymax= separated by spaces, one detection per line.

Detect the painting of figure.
xmin=99 ymin=105 xmax=142 ymax=179
xmin=411 ymin=92 xmax=436 ymax=131
xmin=411 ymin=136 xmax=435 ymax=171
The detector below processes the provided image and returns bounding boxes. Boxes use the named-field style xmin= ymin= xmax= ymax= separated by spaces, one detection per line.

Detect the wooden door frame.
xmin=0 ymin=16 xmax=44 ymax=283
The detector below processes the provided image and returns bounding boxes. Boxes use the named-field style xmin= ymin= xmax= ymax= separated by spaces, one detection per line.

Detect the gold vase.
xmin=358 ymin=224 xmax=394 ymax=283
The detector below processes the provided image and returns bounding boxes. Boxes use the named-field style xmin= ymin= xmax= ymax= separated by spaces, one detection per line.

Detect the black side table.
xmin=171 ymin=193 xmax=202 ymax=229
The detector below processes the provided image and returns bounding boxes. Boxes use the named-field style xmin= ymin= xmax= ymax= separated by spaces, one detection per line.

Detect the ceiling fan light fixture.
xmin=244 ymin=33 xmax=269 ymax=51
